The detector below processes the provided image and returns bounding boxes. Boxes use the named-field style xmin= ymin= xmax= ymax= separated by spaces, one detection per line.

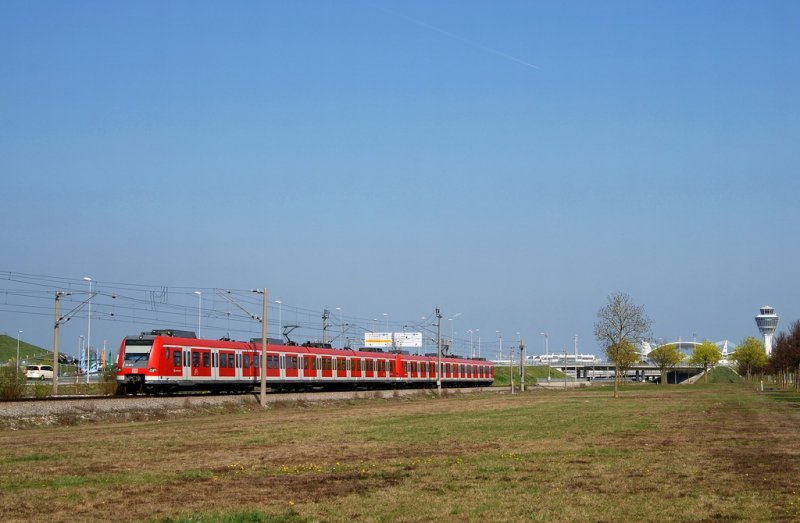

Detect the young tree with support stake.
xmin=648 ymin=343 xmax=683 ymax=385
xmin=730 ymin=337 xmax=767 ymax=383
xmin=594 ymin=292 xmax=652 ymax=398
xmin=689 ymin=340 xmax=722 ymax=384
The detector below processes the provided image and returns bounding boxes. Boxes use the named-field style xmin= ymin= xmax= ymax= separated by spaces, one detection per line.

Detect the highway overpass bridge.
xmin=545 ymin=363 xmax=707 ymax=384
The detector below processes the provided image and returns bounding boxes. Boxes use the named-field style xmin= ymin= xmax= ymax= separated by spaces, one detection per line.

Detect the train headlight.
xmin=148 ymin=368 xmax=157 ymax=373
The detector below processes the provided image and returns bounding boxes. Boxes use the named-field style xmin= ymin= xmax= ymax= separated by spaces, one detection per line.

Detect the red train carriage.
xmin=116 ymin=330 xmax=494 ymax=395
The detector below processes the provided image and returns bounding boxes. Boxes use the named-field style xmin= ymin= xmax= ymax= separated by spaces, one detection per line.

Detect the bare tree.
xmin=594 ymin=292 xmax=652 ymax=398
xmin=770 ymin=321 xmax=800 ymax=391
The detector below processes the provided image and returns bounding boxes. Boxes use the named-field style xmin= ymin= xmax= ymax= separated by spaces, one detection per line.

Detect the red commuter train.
xmin=116 ymin=329 xmax=494 ymax=394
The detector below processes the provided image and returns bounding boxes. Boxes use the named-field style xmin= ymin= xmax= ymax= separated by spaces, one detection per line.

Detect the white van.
xmin=26 ymin=365 xmax=54 ymax=380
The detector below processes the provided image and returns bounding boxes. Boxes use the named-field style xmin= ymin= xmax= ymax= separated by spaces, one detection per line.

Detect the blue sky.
xmin=2 ymin=1 xmax=798 ymax=358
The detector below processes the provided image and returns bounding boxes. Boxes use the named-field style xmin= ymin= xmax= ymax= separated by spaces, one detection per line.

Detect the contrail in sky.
xmin=368 ymin=3 xmax=541 ymax=70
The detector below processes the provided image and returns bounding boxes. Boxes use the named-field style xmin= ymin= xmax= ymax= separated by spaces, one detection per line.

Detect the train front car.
xmin=117 ymin=331 xmax=159 ymax=394
xmin=116 ymin=329 xmax=200 ymax=394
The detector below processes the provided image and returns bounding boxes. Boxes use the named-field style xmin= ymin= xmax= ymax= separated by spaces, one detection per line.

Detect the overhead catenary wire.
xmin=0 ymin=271 xmax=479 ymax=358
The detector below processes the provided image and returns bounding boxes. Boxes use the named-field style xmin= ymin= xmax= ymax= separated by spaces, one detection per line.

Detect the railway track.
xmin=0 ymin=387 xmax=499 ymax=420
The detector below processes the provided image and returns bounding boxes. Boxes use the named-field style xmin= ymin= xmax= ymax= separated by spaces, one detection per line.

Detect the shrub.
xmin=0 ymin=364 xmax=27 ymax=400
xmin=32 ymin=381 xmax=52 ymax=398
xmin=100 ymin=364 xmax=120 ymax=395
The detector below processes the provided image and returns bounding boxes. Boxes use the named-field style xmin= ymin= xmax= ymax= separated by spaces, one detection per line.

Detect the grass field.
xmin=0 ymin=334 xmax=51 ymax=366
xmin=2 ymin=383 xmax=799 ymax=522
xmin=492 ymin=364 xmax=565 ymax=387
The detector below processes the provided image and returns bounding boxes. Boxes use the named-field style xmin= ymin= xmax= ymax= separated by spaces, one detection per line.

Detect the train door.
xmin=165 ymin=346 xmax=182 ymax=378
xmin=279 ymin=354 xmax=286 ymax=381
xmin=188 ymin=349 xmax=211 ymax=380
xmin=182 ymin=347 xmax=191 ymax=381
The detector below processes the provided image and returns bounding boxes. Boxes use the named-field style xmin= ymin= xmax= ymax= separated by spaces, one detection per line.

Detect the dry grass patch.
xmin=1 ymin=387 xmax=800 ymax=522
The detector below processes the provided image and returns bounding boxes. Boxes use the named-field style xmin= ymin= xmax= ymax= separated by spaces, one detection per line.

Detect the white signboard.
xmin=394 ymin=332 xmax=422 ymax=348
xmin=364 ymin=332 xmax=423 ymax=348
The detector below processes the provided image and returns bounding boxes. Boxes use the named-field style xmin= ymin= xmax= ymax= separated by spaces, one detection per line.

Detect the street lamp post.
xmin=79 ymin=335 xmax=84 ymax=380
xmin=83 ymin=276 xmax=92 ymax=384
xmin=193 ymin=291 xmax=202 ymax=338
xmin=564 ymin=350 xmax=568 ymax=389
xmin=383 ymin=312 xmax=389 ymax=332
xmin=16 ymin=330 xmax=22 ymax=374
xmin=496 ymin=330 xmax=502 ymax=361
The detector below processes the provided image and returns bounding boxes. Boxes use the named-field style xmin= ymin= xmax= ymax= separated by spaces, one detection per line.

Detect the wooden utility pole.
xmin=53 ymin=291 xmax=61 ymax=395
xmin=260 ymin=288 xmax=268 ymax=407
xmin=509 ymin=340 xmax=514 ymax=395
xmin=519 ymin=339 xmax=525 ymax=392
xmin=436 ymin=308 xmax=442 ymax=395
xmin=322 ymin=308 xmax=330 ymax=345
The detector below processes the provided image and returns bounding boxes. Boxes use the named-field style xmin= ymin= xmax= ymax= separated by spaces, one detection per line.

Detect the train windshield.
xmin=123 ymin=341 xmax=152 ymax=367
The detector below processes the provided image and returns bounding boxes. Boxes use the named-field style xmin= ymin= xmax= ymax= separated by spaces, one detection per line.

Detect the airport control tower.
xmin=755 ymin=306 xmax=779 ymax=357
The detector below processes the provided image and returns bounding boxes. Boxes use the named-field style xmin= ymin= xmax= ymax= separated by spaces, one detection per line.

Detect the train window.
xmin=291 ymin=356 xmax=298 ymax=369
xmin=192 ymin=352 xmax=200 ymax=368
xmin=243 ymin=355 xmax=250 ymax=369
xmin=203 ymin=353 xmax=210 ymax=368
xmin=279 ymin=355 xmax=285 ymax=369
xmin=173 ymin=350 xmax=181 ymax=367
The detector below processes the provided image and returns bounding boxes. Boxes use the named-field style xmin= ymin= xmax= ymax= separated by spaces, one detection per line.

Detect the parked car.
xmin=26 ymin=365 xmax=54 ymax=380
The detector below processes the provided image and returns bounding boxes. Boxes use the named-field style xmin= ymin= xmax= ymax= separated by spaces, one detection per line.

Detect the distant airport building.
xmin=640 ymin=340 xmax=737 ymax=361
xmin=528 ymin=353 xmax=598 ymax=365
xmin=755 ymin=305 xmax=779 ymax=357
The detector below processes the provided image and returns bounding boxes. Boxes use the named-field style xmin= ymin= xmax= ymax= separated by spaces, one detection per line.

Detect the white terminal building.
xmin=755 ymin=305 xmax=779 ymax=356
